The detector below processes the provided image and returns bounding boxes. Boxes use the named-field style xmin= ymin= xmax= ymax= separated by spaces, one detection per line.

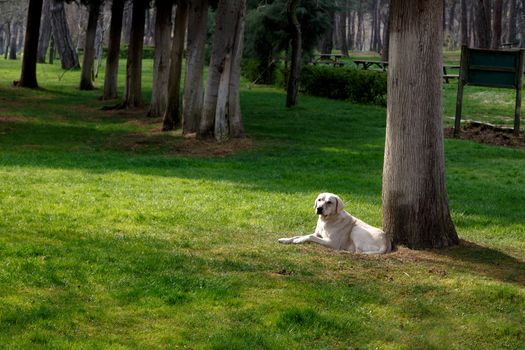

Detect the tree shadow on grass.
xmin=391 ymin=240 xmax=525 ymax=288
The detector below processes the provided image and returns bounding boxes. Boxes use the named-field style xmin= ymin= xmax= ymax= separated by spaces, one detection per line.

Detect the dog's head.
xmin=314 ymin=193 xmax=345 ymax=217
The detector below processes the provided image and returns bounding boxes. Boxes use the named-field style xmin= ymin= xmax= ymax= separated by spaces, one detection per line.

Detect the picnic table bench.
xmin=312 ymin=54 xmax=345 ymax=67
xmin=443 ymin=64 xmax=460 ymax=83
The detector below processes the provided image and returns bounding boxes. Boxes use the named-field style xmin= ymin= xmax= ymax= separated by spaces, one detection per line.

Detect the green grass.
xmin=1 ymin=57 xmax=524 ymax=349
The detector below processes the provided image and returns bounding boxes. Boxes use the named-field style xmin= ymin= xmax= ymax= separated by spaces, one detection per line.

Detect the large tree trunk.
xmin=198 ymin=0 xmax=245 ymax=139
xmin=183 ymin=0 xmax=208 ymax=134
xmin=121 ymin=0 xmax=147 ymax=108
xmin=224 ymin=0 xmax=246 ymax=139
xmin=37 ymin=0 xmax=52 ymax=63
xmin=148 ymin=0 xmax=173 ymax=118
xmin=19 ymin=0 xmax=43 ymax=88
xmin=286 ymin=0 xmax=301 ymax=108
xmin=80 ymin=1 xmax=101 ymax=90
xmin=102 ymin=0 xmax=125 ymax=100
xmin=9 ymin=22 xmax=18 ymax=60
xmin=50 ymin=0 xmax=79 ymax=69
xmin=382 ymin=0 xmax=459 ymax=249
xmin=162 ymin=0 xmax=188 ymax=130
xmin=492 ymin=0 xmax=503 ymax=48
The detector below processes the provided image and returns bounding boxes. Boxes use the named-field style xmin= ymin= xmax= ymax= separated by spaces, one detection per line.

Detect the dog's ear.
xmin=334 ymin=195 xmax=345 ymax=214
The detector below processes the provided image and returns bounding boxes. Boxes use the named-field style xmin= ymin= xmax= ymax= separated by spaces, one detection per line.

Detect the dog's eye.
xmin=326 ymin=201 xmax=332 ymax=204
xmin=318 ymin=199 xmax=322 ymax=202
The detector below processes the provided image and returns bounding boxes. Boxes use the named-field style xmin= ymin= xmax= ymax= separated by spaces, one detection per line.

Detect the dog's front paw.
xmin=278 ymin=237 xmax=294 ymax=244
xmin=292 ymin=236 xmax=310 ymax=244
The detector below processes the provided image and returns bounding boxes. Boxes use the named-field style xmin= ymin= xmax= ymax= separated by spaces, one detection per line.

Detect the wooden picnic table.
xmin=354 ymin=59 xmax=461 ymax=83
xmin=312 ymin=54 xmax=345 ymax=67
xmin=353 ymin=59 xmax=388 ymax=71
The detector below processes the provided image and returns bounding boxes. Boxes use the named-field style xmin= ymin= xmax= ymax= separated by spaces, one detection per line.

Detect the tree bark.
xmin=183 ymin=0 xmax=208 ymax=134
xmin=122 ymin=0 xmax=132 ymax=45
xmin=286 ymin=0 xmax=301 ymax=108
xmin=49 ymin=0 xmax=79 ymax=69
xmin=19 ymin=0 xmax=43 ymax=88
xmin=9 ymin=22 xmax=18 ymax=60
xmin=121 ymin=0 xmax=147 ymax=108
xmin=381 ymin=0 xmax=391 ymax=61
xmin=0 ymin=25 xmax=5 ymax=56
xmin=492 ymin=0 xmax=503 ymax=48
xmin=102 ymin=0 xmax=125 ymax=100
xmin=320 ymin=13 xmax=334 ymax=54
xmin=382 ymin=0 xmax=459 ymax=249
xmin=338 ymin=0 xmax=349 ymax=57
xmin=507 ymin=0 xmax=517 ymax=44
xmin=225 ymin=0 xmax=246 ymax=139
xmin=162 ymin=0 xmax=188 ymax=130
xmin=80 ymin=1 xmax=101 ymax=90
xmin=475 ymin=0 xmax=491 ymax=48
xmin=148 ymin=0 xmax=173 ymax=118
xmin=38 ymin=0 xmax=52 ymax=63
xmin=460 ymin=0 xmax=468 ymax=46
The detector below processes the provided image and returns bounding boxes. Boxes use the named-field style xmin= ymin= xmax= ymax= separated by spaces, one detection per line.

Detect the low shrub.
xmin=300 ymin=65 xmax=387 ymax=106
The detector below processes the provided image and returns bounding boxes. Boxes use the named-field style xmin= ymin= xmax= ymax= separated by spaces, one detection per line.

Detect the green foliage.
xmin=99 ymin=45 xmax=155 ymax=60
xmin=244 ymin=0 xmax=335 ymax=84
xmin=300 ymin=65 xmax=387 ymax=105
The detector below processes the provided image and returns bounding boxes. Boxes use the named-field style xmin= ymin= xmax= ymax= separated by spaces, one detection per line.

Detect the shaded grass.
xmin=0 ymin=57 xmax=524 ymax=349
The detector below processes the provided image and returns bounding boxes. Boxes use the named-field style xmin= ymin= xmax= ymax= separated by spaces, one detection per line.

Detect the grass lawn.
xmin=0 ymin=57 xmax=524 ymax=349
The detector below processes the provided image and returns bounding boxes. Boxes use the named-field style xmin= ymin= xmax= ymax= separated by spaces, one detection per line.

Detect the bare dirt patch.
xmin=445 ymin=121 xmax=525 ymax=149
xmin=108 ymin=130 xmax=254 ymax=156
xmin=0 ymin=115 xmax=30 ymax=123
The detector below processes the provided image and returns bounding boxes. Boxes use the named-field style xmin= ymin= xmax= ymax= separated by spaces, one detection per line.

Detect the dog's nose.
xmin=316 ymin=207 xmax=323 ymax=214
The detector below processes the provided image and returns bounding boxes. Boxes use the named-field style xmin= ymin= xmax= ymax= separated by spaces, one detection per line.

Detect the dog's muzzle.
xmin=316 ymin=207 xmax=323 ymax=215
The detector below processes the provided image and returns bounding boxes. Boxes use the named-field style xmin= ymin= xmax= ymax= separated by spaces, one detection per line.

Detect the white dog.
xmin=278 ymin=193 xmax=391 ymax=254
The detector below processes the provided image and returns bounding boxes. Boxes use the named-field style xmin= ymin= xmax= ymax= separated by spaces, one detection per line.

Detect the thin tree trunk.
xmin=338 ymin=0 xmax=349 ymax=57
xmin=19 ymin=0 xmax=43 ymax=88
xmin=381 ymin=0 xmax=391 ymax=61
xmin=148 ymin=0 xmax=173 ymax=118
xmin=122 ymin=0 xmax=132 ymax=44
xmin=460 ymin=0 xmax=468 ymax=46
xmin=121 ymin=0 xmax=147 ymax=108
xmin=225 ymin=0 xmax=246 ymax=139
xmin=475 ymin=0 xmax=491 ymax=48
xmin=286 ymin=0 xmax=301 ymax=108
xmin=356 ymin=3 xmax=364 ymax=50
xmin=508 ymin=0 xmax=517 ymax=44
xmin=199 ymin=0 xmax=234 ymax=137
xmin=320 ymin=13 xmax=334 ymax=54
xmin=4 ymin=21 xmax=10 ymax=60
xmin=162 ymin=0 xmax=188 ymax=130
xmin=492 ymin=0 xmax=503 ymax=48
xmin=183 ymin=0 xmax=208 ymax=134
xmin=102 ymin=0 xmax=125 ymax=100
xmin=50 ymin=0 xmax=79 ymax=69
xmin=383 ymin=0 xmax=459 ymax=249
xmin=9 ymin=22 xmax=18 ymax=60
xmin=38 ymin=0 xmax=52 ymax=63
xmin=80 ymin=1 xmax=101 ymax=90
xmin=94 ymin=8 xmax=106 ymax=78
xmin=49 ymin=36 xmax=55 ymax=64
xmin=0 ymin=25 xmax=5 ymax=56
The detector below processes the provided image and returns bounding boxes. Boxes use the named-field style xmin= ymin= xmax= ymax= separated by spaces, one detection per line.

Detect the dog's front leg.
xmin=279 ymin=234 xmax=332 ymax=247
